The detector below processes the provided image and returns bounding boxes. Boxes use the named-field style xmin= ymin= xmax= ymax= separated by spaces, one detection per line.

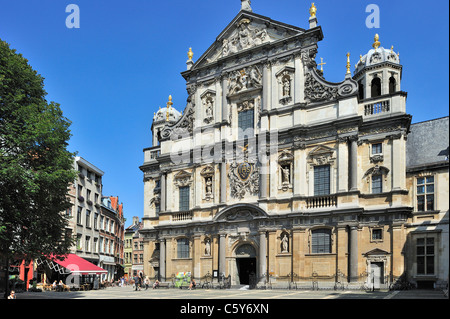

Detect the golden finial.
xmin=318 ymin=57 xmax=326 ymax=72
xmin=187 ymin=47 xmax=193 ymax=61
xmin=346 ymin=52 xmax=351 ymax=74
xmin=390 ymin=45 xmax=394 ymax=53
xmin=373 ymin=34 xmax=381 ymax=50
xmin=309 ymin=3 xmax=317 ymax=18
xmin=166 ymin=95 xmax=173 ymax=121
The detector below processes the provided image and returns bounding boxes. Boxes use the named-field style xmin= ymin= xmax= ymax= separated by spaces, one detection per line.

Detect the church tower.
xmin=353 ymin=34 xmax=403 ymax=103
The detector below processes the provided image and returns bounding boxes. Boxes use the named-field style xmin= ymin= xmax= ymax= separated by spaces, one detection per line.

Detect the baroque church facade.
xmin=139 ymin=1 xmax=449 ymax=289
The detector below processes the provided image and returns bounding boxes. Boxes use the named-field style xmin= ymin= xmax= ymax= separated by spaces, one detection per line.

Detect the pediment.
xmin=364 ymin=248 xmax=390 ymax=256
xmin=308 ymin=145 xmax=335 ymax=157
xmin=191 ymin=11 xmax=305 ymax=70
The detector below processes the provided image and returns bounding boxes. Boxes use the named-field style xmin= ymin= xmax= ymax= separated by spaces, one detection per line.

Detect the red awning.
xmin=47 ymin=254 xmax=107 ymax=275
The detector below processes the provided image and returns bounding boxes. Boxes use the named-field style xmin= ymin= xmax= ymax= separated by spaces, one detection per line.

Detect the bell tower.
xmin=353 ymin=34 xmax=402 ymax=101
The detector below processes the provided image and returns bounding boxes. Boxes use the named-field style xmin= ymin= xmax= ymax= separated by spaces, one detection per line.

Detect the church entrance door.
xmin=234 ymin=244 xmax=257 ymax=286
xmin=236 ymin=257 xmax=256 ymax=285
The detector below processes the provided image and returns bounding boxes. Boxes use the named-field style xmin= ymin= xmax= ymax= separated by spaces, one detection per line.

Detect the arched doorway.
xmin=235 ymin=244 xmax=257 ymax=286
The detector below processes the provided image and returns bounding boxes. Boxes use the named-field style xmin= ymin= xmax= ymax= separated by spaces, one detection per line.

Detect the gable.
xmin=191 ymin=11 xmax=306 ymax=70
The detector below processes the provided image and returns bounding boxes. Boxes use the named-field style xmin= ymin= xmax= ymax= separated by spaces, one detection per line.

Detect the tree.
xmin=0 ymin=39 xmax=77 ymax=298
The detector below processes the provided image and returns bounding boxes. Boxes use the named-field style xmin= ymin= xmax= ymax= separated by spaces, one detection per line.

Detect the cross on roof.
xmin=318 ymin=57 xmax=326 ymax=72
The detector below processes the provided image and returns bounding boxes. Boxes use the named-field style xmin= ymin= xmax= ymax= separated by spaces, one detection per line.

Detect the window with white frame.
xmin=417 ymin=176 xmax=434 ymax=211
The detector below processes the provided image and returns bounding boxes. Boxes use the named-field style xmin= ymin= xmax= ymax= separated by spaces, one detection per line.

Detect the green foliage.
xmin=0 ymin=39 xmax=77 ymax=260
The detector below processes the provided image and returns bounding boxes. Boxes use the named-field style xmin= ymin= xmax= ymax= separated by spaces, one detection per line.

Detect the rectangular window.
xmin=417 ymin=176 xmax=434 ymax=211
xmin=94 ymin=213 xmax=98 ymax=229
xmin=179 ymin=186 xmax=190 ymax=211
xmin=77 ymin=207 xmax=82 ymax=224
xmin=238 ymin=108 xmax=254 ymax=140
xmin=314 ymin=165 xmax=330 ymax=196
xmin=86 ymin=210 xmax=91 ymax=228
xmin=76 ymin=234 xmax=82 ymax=250
xmin=372 ymin=228 xmax=383 ymax=241
xmin=177 ymin=238 xmax=190 ymax=258
xmin=417 ymin=237 xmax=435 ymax=275
xmin=372 ymin=143 xmax=382 ymax=154
xmin=311 ymin=229 xmax=331 ymax=254
xmin=85 ymin=236 xmax=90 ymax=252
xmin=372 ymin=175 xmax=382 ymax=193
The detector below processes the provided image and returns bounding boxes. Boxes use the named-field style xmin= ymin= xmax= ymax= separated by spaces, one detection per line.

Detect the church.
xmin=139 ymin=1 xmax=449 ymax=289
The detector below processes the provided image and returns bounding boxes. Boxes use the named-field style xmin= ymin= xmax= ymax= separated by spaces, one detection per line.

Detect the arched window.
xmin=177 ymin=238 xmax=190 ymax=258
xmin=371 ymin=77 xmax=381 ymax=97
xmin=311 ymin=229 xmax=331 ymax=254
xmin=389 ymin=76 xmax=396 ymax=94
xmin=358 ymin=81 xmax=364 ymax=100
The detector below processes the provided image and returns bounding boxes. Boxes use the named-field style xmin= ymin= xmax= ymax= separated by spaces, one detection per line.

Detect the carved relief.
xmin=160 ymin=95 xmax=195 ymax=139
xmin=174 ymin=170 xmax=193 ymax=188
xmin=228 ymin=65 xmax=262 ymax=96
xmin=304 ymin=73 xmax=338 ymax=102
xmin=228 ymin=161 xmax=260 ymax=199
xmin=307 ymin=145 xmax=336 ymax=168
xmin=201 ymin=91 xmax=215 ymax=124
xmin=222 ymin=19 xmax=268 ymax=57
xmin=304 ymin=68 xmax=358 ymax=103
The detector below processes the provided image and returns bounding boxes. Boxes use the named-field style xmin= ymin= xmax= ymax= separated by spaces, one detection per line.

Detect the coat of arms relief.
xmin=228 ymin=145 xmax=260 ymax=199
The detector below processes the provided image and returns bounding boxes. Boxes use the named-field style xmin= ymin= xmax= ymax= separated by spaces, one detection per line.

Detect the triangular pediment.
xmin=364 ymin=248 xmax=390 ymax=256
xmin=191 ymin=11 xmax=306 ymax=70
xmin=308 ymin=145 xmax=335 ymax=157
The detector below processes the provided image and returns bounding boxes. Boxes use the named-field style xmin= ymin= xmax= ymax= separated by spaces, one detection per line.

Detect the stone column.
xmin=159 ymin=239 xmax=166 ymax=281
xmin=259 ymin=231 xmax=267 ymax=280
xmin=219 ymin=234 xmax=226 ymax=276
xmin=349 ymin=136 xmax=358 ymax=191
xmin=160 ymin=173 xmax=166 ymax=212
xmin=221 ymin=75 xmax=228 ymax=122
xmin=349 ymin=226 xmax=359 ymax=282
xmin=220 ymin=162 xmax=227 ymax=203
xmin=262 ymin=63 xmax=269 ymax=111
xmin=337 ymin=137 xmax=349 ymax=192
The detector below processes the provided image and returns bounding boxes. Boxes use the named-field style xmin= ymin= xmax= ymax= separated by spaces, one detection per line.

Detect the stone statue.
xmin=205 ymin=238 xmax=211 ymax=256
xmin=282 ymin=166 xmax=290 ymax=183
xmin=281 ymin=234 xmax=289 ymax=253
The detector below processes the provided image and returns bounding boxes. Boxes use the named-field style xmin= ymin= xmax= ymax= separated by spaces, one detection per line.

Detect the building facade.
xmin=404 ymin=117 xmax=449 ymax=289
xmin=99 ymin=196 xmax=125 ymax=282
xmin=71 ymin=156 xmax=105 ymax=266
xmin=124 ymin=217 xmax=144 ymax=279
xmin=139 ymin=1 xmax=448 ymax=289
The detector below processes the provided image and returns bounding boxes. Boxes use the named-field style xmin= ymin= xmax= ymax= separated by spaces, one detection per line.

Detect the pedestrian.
xmin=153 ymin=279 xmax=160 ymax=289
xmin=134 ymin=275 xmax=139 ymax=291
xmin=188 ymin=279 xmax=196 ymax=290
xmin=144 ymin=276 xmax=149 ymax=290
xmin=8 ymin=290 xmax=16 ymax=299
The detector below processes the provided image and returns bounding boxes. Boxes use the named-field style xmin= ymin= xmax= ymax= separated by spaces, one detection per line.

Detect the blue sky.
xmin=0 ymin=0 xmax=448 ymax=227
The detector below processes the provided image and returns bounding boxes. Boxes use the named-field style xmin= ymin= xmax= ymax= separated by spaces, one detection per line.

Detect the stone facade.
xmin=139 ymin=2 xmax=448 ymax=289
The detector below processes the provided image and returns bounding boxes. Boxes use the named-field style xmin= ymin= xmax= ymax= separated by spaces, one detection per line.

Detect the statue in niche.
xmin=282 ymin=166 xmax=290 ymax=183
xmin=204 ymin=238 xmax=211 ymax=256
xmin=282 ymin=77 xmax=291 ymax=97
xmin=281 ymin=234 xmax=289 ymax=253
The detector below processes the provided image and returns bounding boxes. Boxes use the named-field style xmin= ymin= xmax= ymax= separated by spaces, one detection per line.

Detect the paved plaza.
xmin=13 ymin=286 xmax=448 ymax=300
